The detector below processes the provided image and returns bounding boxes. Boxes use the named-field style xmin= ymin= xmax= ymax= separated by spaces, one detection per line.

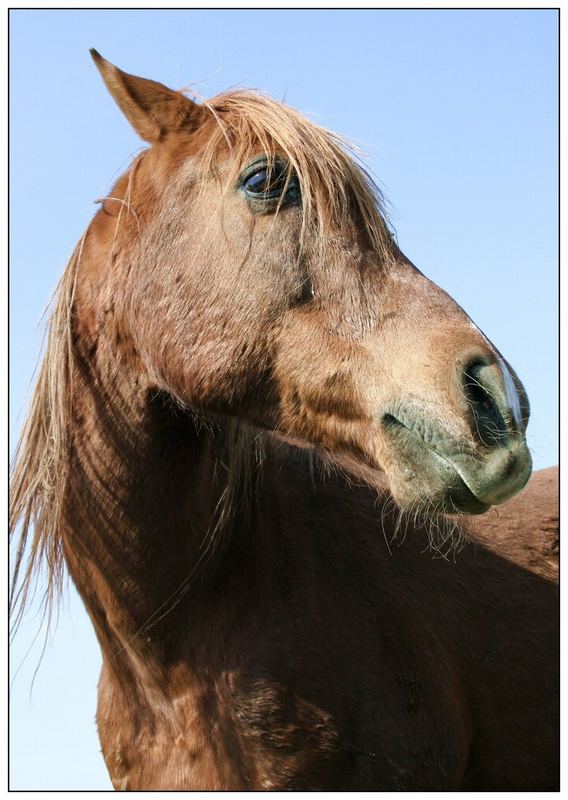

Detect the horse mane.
xmin=9 ymin=237 xmax=84 ymax=633
xmin=9 ymin=87 xmax=394 ymax=633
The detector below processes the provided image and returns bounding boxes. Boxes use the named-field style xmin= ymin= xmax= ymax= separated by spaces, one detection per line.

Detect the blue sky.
xmin=9 ymin=9 xmax=558 ymax=790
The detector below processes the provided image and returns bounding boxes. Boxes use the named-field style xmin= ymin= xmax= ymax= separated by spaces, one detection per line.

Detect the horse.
xmin=10 ymin=50 xmax=558 ymax=790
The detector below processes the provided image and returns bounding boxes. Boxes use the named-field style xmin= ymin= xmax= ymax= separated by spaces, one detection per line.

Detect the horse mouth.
xmin=381 ymin=413 xmax=505 ymax=515
xmin=419 ymin=448 xmax=492 ymax=515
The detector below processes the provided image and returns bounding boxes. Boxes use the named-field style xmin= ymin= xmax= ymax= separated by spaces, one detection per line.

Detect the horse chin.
xmin=333 ymin=446 xmax=492 ymax=516
xmin=387 ymin=462 xmax=493 ymax=516
xmin=271 ymin=421 xmax=529 ymax=518
xmin=271 ymin=431 xmax=491 ymax=516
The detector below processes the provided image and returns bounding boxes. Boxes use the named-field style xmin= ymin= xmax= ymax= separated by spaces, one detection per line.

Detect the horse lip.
xmin=381 ymin=410 xmax=531 ymax=509
xmin=382 ymin=412 xmax=484 ymax=504
xmin=454 ymin=449 xmax=532 ymax=506
xmin=427 ymin=448 xmax=492 ymax=511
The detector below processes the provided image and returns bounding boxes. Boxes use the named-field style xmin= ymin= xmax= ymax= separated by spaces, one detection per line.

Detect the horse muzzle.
xmin=381 ymin=410 xmax=532 ymax=513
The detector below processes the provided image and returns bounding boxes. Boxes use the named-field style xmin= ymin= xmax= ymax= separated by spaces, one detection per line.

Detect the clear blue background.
xmin=10 ymin=9 xmax=558 ymax=790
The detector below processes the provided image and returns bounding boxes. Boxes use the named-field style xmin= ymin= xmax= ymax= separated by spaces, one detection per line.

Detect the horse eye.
xmin=243 ymin=164 xmax=287 ymax=197
xmin=244 ymin=168 xmax=281 ymax=195
xmin=241 ymin=159 xmax=300 ymax=206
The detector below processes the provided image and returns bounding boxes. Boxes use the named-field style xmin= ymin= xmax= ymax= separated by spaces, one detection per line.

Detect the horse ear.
xmin=90 ymin=49 xmax=204 ymax=143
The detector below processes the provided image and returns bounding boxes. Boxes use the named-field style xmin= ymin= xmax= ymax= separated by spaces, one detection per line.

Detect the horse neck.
xmin=63 ymin=329 xmax=232 ymax=664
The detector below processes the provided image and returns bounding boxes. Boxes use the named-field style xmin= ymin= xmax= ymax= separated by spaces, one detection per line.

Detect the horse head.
xmin=83 ymin=51 xmax=532 ymax=516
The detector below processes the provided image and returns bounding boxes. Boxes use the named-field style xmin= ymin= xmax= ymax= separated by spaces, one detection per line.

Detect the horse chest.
xmin=232 ymin=674 xmax=468 ymax=790
xmin=97 ymin=658 xmax=469 ymax=791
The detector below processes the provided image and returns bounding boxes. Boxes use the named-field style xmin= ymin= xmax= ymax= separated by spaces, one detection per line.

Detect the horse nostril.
xmin=463 ymin=360 xmax=508 ymax=447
